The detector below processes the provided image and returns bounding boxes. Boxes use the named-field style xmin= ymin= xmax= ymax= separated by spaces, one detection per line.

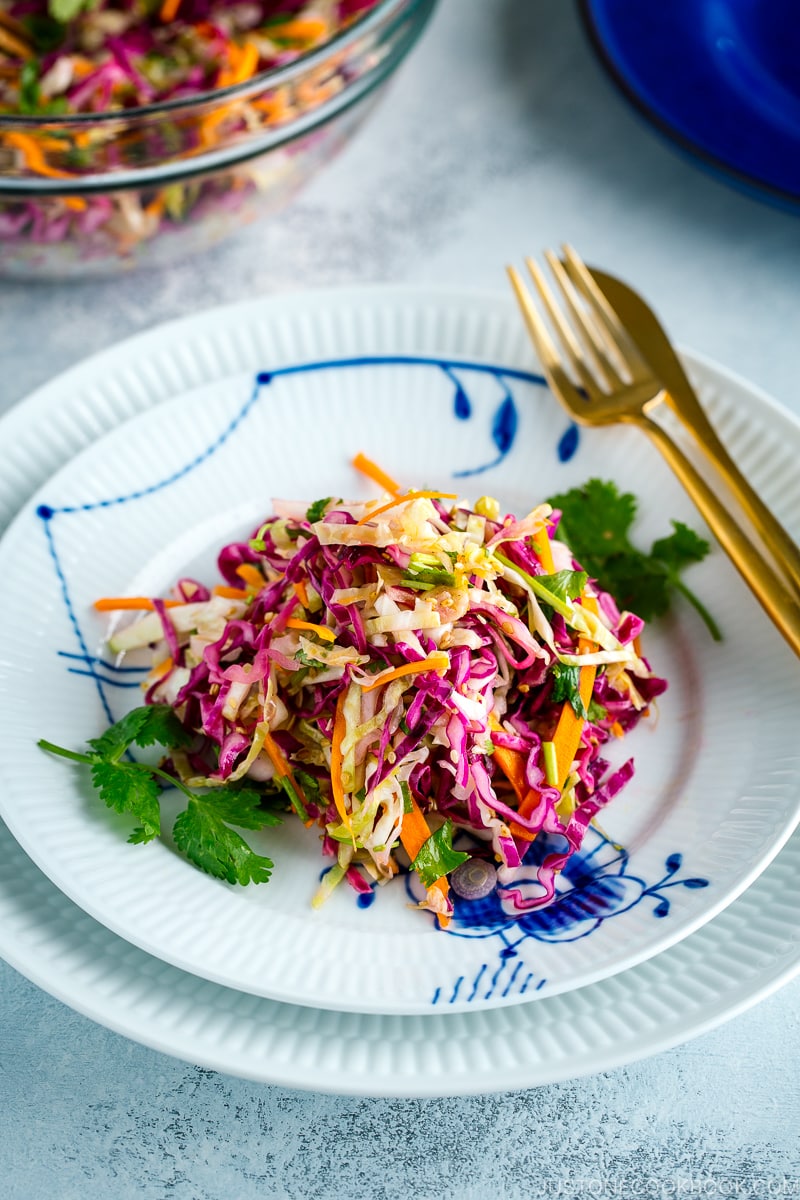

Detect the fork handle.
xmin=657 ymin=387 xmax=800 ymax=597
xmin=637 ymin=414 xmax=800 ymax=658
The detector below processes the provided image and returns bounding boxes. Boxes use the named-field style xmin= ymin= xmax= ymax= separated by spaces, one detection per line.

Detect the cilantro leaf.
xmin=550 ymin=478 xmax=637 ymax=560
xmin=130 ymin=705 xmax=193 ymax=750
xmin=41 ymin=713 xmax=280 ymax=886
xmin=652 ymin=521 xmax=710 ymax=572
xmin=87 ymin=708 xmax=151 ymax=759
xmin=87 ymin=705 xmax=191 ymax=760
xmin=173 ymin=798 xmax=274 ymax=885
xmin=306 ymin=497 xmax=333 ymax=523
xmin=90 ymin=760 xmax=161 ymax=841
xmin=296 ymin=647 xmax=325 ymax=669
xmin=515 ymin=564 xmax=588 ymax=620
xmin=535 ymin=569 xmax=588 ymax=606
xmin=587 ymin=697 xmax=609 ymax=723
xmin=411 ymin=818 xmax=469 ymax=889
xmin=550 ymin=662 xmax=587 ymax=719
xmin=128 ymin=826 xmax=154 ymax=845
xmin=547 ymin=479 xmax=719 ymax=639
xmin=196 ymin=787 xmax=284 ymax=831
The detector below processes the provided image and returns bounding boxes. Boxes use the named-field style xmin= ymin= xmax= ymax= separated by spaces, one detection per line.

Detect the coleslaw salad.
xmin=78 ymin=459 xmax=666 ymax=926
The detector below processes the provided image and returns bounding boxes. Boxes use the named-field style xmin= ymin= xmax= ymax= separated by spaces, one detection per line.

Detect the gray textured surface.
xmin=2 ymin=1 xmax=800 ymax=1196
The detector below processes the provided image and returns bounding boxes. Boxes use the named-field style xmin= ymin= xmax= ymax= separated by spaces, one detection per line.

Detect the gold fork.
xmin=508 ymin=251 xmax=800 ymax=658
xmin=560 ymin=246 xmax=800 ymax=596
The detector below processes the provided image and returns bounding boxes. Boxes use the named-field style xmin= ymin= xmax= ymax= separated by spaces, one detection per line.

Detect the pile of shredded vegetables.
xmin=99 ymin=467 xmax=666 ymax=927
xmin=0 ymin=1 xmax=378 ymax=114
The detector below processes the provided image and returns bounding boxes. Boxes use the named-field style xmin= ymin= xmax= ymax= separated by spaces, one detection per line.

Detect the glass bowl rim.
xmin=0 ymin=0 xmax=435 ymax=194
xmin=0 ymin=55 xmax=387 ymax=195
xmin=0 ymin=0 xmax=411 ymax=128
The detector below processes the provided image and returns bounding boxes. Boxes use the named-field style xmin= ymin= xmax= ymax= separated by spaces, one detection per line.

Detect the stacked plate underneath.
xmin=1 ymin=287 xmax=798 ymax=1096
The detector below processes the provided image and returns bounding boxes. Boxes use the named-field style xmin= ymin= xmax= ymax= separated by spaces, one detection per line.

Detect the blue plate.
xmin=579 ymin=0 xmax=800 ymax=210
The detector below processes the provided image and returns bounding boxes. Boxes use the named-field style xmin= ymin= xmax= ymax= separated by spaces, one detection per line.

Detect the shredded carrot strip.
xmin=212 ymin=585 xmax=249 ymax=599
xmin=286 ymin=618 xmax=335 ymax=643
xmin=533 ymin=526 xmax=556 ymax=573
xmin=490 ymin=741 xmax=528 ymax=807
xmin=267 ymin=16 xmax=329 ymax=41
xmin=263 ymin=729 xmax=308 ymax=815
xmin=5 ymin=132 xmax=71 ymax=180
xmin=292 ymin=580 xmax=310 ymax=609
xmin=0 ymin=25 xmax=32 ymax=59
xmin=236 ymin=563 xmax=265 ymax=590
xmin=610 ymin=721 xmax=625 ymax=739
xmin=0 ymin=9 xmax=30 ymax=37
xmin=62 ymin=196 xmax=87 ymax=213
xmin=262 ymin=730 xmax=289 ymax=777
xmin=429 ymin=879 xmax=450 ymax=928
xmin=510 ymin=598 xmax=600 ymax=840
xmin=70 ymin=59 xmax=95 ymax=82
xmin=198 ymin=104 xmax=233 ymax=146
xmin=93 ymin=596 xmax=182 ymax=612
xmin=552 ymin=655 xmax=596 ymax=787
xmin=217 ymin=39 xmax=259 ymax=88
xmin=361 ymin=653 xmax=449 ymax=693
xmin=547 ymin=595 xmax=600 ymax=789
xmin=144 ymin=194 xmax=165 ymax=220
xmin=251 ymin=90 xmax=292 ymax=122
xmin=351 ymin=453 xmax=402 ymax=498
xmin=296 ymin=77 xmax=340 ymax=107
xmin=399 ymin=793 xmax=450 ymax=928
xmin=398 ymin=797 xmax=432 ymax=861
xmin=355 ymin=490 xmax=458 ymax=528
xmin=149 ymin=656 xmax=174 ymax=681
xmin=159 ymin=0 xmax=181 ymax=21
xmin=490 ymin=717 xmax=535 ymax=840
xmin=330 ymin=693 xmax=351 ymax=831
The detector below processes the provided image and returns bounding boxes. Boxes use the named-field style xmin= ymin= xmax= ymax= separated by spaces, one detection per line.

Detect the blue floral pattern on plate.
xmin=406 ymin=829 xmax=709 ymax=1004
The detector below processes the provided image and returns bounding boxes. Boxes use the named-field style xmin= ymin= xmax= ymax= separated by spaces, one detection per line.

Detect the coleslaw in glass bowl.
xmin=0 ymin=0 xmax=435 ymax=276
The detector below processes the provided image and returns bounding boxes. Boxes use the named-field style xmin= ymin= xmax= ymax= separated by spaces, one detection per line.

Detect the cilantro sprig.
xmin=411 ymin=818 xmax=469 ymax=889
xmin=547 ymin=479 xmax=720 ymax=640
xmin=306 ymin=497 xmax=333 ymax=523
xmin=39 ymin=706 xmax=282 ymax=886
xmin=550 ymin=661 xmax=588 ymax=719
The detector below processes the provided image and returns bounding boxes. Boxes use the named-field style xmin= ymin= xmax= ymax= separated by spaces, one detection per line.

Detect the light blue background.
xmin=2 ymin=2 xmax=799 ymax=1196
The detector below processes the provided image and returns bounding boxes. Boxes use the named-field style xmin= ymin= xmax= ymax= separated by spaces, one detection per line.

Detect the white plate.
xmin=2 ymin=812 xmax=799 ymax=1096
xmin=0 ymin=287 xmax=798 ymax=1017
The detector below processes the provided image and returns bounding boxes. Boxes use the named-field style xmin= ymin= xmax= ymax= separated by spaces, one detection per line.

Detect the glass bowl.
xmin=0 ymin=0 xmax=435 ymax=278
